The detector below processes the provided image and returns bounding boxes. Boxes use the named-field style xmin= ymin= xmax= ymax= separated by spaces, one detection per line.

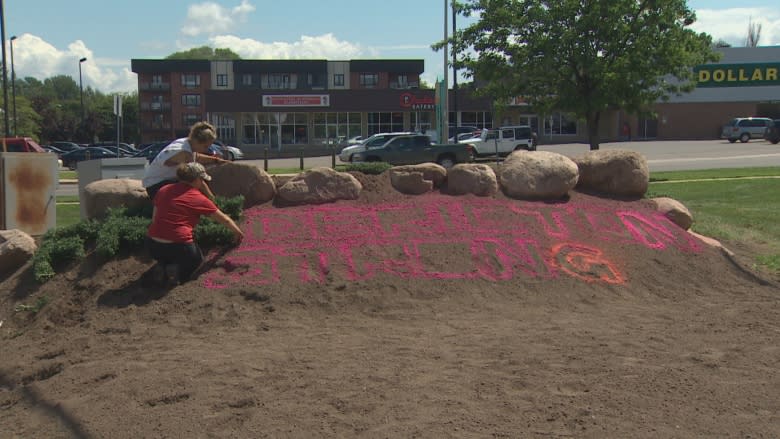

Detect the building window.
xmin=181 ymin=73 xmax=200 ymax=88
xmin=182 ymin=113 xmax=200 ymax=127
xmin=544 ymin=112 xmax=578 ymax=135
xmin=265 ymin=74 xmax=292 ymax=89
xmin=211 ymin=113 xmax=236 ymax=144
xmin=359 ymin=73 xmax=378 ymax=87
xmin=216 ymin=74 xmax=228 ymax=87
xmin=312 ymin=112 xmax=361 ymax=144
xmin=411 ymin=111 xmax=432 ymax=133
xmin=152 ymin=75 xmax=163 ymax=85
xmin=181 ymin=94 xmax=201 ymax=107
xmin=333 ymin=74 xmax=345 ymax=87
xmin=460 ymin=111 xmax=493 ymax=130
xmin=397 ymin=75 xmax=408 ymax=87
xmin=242 ymin=74 xmax=253 ymax=86
xmin=151 ymin=95 xmax=164 ymax=110
xmin=240 ymin=112 xmax=309 ymax=147
xmin=367 ymin=112 xmax=403 ymax=134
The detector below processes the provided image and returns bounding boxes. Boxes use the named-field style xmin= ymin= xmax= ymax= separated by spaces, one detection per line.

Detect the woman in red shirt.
xmin=146 ymin=162 xmax=244 ymax=286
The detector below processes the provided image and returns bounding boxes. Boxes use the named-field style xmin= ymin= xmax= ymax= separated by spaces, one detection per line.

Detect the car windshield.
xmin=726 ymin=118 xmax=738 ymax=126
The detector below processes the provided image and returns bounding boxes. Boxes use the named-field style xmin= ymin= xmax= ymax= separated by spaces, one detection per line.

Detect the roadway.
xmin=56 ymin=139 xmax=780 ymax=197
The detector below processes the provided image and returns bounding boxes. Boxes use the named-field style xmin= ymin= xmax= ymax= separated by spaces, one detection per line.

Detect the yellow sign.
xmin=695 ymin=63 xmax=780 ymax=87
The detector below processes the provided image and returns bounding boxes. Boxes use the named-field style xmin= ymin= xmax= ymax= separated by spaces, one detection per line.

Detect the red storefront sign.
xmin=400 ymin=92 xmax=435 ymax=110
xmin=262 ymin=95 xmax=330 ymax=107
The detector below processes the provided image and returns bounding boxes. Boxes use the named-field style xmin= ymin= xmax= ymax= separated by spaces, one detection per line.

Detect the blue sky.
xmin=5 ymin=0 xmax=780 ymax=94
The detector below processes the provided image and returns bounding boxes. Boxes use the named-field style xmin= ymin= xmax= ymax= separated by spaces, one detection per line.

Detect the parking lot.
xmin=243 ymin=138 xmax=780 ymax=173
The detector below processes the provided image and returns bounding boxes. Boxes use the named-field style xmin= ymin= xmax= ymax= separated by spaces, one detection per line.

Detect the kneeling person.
xmin=146 ymin=162 xmax=244 ymax=285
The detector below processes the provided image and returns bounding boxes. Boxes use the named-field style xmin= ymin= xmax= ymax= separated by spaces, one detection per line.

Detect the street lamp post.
xmin=10 ymin=35 xmax=16 ymax=135
xmin=79 ymin=57 xmax=87 ymax=123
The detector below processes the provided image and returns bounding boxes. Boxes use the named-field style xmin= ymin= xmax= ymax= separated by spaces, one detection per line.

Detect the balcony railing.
xmin=140 ymin=102 xmax=172 ymax=111
xmin=140 ymin=82 xmax=171 ymax=91
xmin=389 ymin=81 xmax=420 ymax=89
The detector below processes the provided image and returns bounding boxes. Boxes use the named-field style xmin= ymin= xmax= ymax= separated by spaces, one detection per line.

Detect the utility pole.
xmin=1 ymin=0 xmax=10 ymax=138
xmin=452 ymin=1 xmax=458 ymax=130
xmin=442 ymin=0 xmax=448 ymax=144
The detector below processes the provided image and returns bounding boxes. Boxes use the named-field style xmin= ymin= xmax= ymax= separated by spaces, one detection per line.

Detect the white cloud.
xmin=692 ymin=7 xmax=780 ymax=46
xmin=181 ymin=0 xmax=255 ymax=37
xmin=6 ymin=33 xmax=136 ymax=93
xmin=208 ymin=33 xmax=367 ymax=59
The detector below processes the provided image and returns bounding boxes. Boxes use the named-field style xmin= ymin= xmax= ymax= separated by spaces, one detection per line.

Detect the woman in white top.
xmin=142 ymin=121 xmax=226 ymax=199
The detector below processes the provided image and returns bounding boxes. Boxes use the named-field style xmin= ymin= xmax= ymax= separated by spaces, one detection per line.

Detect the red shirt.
xmin=147 ymin=183 xmax=218 ymax=243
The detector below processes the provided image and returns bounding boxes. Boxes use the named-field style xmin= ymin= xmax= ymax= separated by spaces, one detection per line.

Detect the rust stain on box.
xmin=8 ymin=161 xmax=52 ymax=230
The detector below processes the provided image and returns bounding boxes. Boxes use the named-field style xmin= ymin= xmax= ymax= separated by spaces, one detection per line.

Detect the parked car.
xmin=763 ymin=119 xmax=780 ymax=144
xmin=210 ymin=141 xmax=244 ymax=161
xmin=346 ymin=135 xmax=364 ymax=145
xmin=50 ymin=141 xmax=83 ymax=152
xmin=42 ymin=145 xmax=66 ymax=156
xmin=60 ymin=147 xmax=120 ymax=170
xmin=721 ymin=117 xmax=773 ymax=143
xmin=350 ymin=134 xmax=475 ymax=168
xmin=91 ymin=141 xmax=137 ymax=152
xmin=461 ymin=125 xmax=536 ymax=157
xmin=132 ymin=141 xmax=171 ymax=162
xmin=448 ymin=125 xmax=480 ymax=141
xmin=339 ymin=132 xmax=413 ymax=163
xmin=1 ymin=137 xmax=46 ymax=153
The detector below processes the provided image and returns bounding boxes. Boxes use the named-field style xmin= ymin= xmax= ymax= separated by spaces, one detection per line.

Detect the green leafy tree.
xmin=166 ymin=46 xmax=242 ymax=60
xmin=0 ymin=93 xmax=42 ymax=139
xmin=439 ymin=0 xmax=720 ymax=149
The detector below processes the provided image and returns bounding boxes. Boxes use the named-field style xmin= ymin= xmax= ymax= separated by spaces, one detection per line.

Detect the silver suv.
xmin=721 ymin=117 xmax=772 ymax=143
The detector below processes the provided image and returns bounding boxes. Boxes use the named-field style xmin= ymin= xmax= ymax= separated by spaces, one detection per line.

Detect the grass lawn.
xmin=648 ymin=167 xmax=780 ymax=274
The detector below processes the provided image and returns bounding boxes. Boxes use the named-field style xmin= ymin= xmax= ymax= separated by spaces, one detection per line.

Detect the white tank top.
xmin=142 ymin=138 xmax=193 ymax=188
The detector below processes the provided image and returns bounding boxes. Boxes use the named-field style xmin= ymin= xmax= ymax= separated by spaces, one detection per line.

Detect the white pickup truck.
xmin=461 ymin=125 xmax=536 ymax=157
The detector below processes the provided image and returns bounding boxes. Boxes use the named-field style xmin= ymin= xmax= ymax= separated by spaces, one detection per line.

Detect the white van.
xmin=721 ymin=117 xmax=772 ymax=143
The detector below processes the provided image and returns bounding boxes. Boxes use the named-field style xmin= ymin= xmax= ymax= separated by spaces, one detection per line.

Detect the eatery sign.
xmin=262 ymin=95 xmax=330 ymax=107
xmin=400 ymin=92 xmax=435 ymax=110
xmin=695 ymin=63 xmax=780 ymax=87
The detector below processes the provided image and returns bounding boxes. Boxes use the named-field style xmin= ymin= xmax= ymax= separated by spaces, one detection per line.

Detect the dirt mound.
xmin=1 ymin=173 xmax=778 ymax=438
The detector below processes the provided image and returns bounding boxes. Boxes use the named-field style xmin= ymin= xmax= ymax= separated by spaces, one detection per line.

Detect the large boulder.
xmin=447 ymin=163 xmax=498 ymax=196
xmin=498 ymin=151 xmax=579 ymax=200
xmin=83 ymin=178 xmax=150 ymax=220
xmin=574 ymin=149 xmax=649 ymax=197
xmin=388 ymin=164 xmax=446 ymax=195
xmin=277 ymin=167 xmax=362 ymax=205
xmin=391 ymin=164 xmax=447 ymax=186
xmin=651 ymin=197 xmax=693 ymax=230
xmin=207 ymin=162 xmax=276 ymax=207
xmin=0 ymin=229 xmax=37 ymax=277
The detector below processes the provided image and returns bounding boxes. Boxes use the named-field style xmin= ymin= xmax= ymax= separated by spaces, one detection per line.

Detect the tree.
xmin=166 ymin=46 xmax=242 ymax=60
xmin=714 ymin=39 xmax=732 ymax=48
xmin=438 ymin=0 xmax=720 ymax=149
xmin=745 ymin=18 xmax=762 ymax=47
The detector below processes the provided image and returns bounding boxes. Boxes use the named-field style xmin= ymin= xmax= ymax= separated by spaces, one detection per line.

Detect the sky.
xmin=4 ymin=0 xmax=780 ymax=94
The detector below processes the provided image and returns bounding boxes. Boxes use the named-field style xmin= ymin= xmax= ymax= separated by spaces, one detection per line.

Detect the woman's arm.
xmin=163 ymin=150 xmax=193 ymax=167
xmin=208 ymin=209 xmax=244 ymax=242
xmin=194 ymin=151 xmax=229 ymax=165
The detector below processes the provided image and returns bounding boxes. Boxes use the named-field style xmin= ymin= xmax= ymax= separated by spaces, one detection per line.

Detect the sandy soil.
xmin=1 ymin=173 xmax=778 ymax=438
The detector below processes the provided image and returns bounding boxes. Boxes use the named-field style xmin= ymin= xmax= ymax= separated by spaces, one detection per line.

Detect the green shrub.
xmin=95 ymin=208 xmax=152 ymax=258
xmin=194 ymin=195 xmax=245 ymax=249
xmin=14 ymin=296 xmax=50 ymax=314
xmin=33 ymin=235 xmax=86 ymax=282
xmin=344 ymin=162 xmax=392 ymax=175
